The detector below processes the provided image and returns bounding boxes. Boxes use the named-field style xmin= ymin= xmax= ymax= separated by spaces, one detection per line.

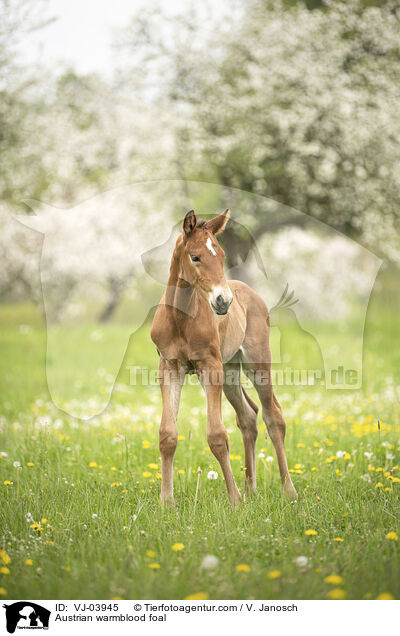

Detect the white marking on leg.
xmin=206 ymin=237 xmax=217 ymax=256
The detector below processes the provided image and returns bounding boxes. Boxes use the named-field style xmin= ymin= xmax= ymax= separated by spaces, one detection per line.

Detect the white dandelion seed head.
xmin=207 ymin=470 xmax=218 ymax=480
xmin=200 ymin=554 xmax=219 ymax=570
xmin=92 ymin=513 xmax=98 ymax=519
xmin=266 ymin=456 xmax=274 ymax=463
xmin=336 ymin=451 xmax=346 ymax=458
xmin=13 ymin=461 xmax=21 ymax=468
xmin=295 ymin=556 xmax=308 ymax=567
xmin=0 ymin=452 xmax=8 ymax=457
xmin=364 ymin=452 xmax=373 ymax=459
xmin=258 ymin=452 xmax=265 ymax=459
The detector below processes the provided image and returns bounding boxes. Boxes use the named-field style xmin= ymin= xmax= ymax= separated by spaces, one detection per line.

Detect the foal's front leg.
xmin=199 ymin=361 xmax=242 ymax=507
xmin=158 ymin=357 xmax=183 ymax=507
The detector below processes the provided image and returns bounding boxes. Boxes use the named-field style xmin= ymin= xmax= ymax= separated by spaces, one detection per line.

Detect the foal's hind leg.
xmin=223 ymin=356 xmax=259 ymax=493
xmin=242 ymin=330 xmax=297 ymax=501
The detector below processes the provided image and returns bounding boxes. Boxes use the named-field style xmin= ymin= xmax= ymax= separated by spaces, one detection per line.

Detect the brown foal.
xmin=151 ymin=209 xmax=297 ymax=506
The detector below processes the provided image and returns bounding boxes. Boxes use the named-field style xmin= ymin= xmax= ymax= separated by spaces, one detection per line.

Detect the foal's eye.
xmin=190 ymin=255 xmax=200 ymax=262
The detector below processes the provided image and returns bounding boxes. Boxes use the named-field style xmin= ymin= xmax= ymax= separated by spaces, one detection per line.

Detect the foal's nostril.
xmin=216 ymin=294 xmax=224 ymax=306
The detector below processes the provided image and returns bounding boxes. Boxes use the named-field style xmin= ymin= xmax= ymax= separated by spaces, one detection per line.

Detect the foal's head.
xmin=176 ymin=209 xmax=233 ymax=315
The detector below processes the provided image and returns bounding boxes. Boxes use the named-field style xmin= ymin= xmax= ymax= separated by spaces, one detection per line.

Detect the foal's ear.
xmin=205 ymin=209 xmax=230 ymax=235
xmin=183 ymin=209 xmax=197 ymax=235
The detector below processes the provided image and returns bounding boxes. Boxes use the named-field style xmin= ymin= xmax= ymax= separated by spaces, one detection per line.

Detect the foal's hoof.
xmin=161 ymin=494 xmax=176 ymax=509
xmin=283 ymin=485 xmax=298 ymax=502
xmin=229 ymin=489 xmax=242 ymax=508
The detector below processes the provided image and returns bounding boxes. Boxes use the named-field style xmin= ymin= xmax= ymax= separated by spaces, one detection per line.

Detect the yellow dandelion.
xmin=385 ymin=488 xmax=392 ymax=493
xmin=327 ymin=588 xmax=346 ymax=600
xmin=311 ymin=467 xmax=317 ymax=472
xmin=147 ymin=463 xmax=158 ymax=470
xmin=88 ymin=461 xmax=97 ymax=468
xmin=305 ymin=529 xmax=318 ymax=536
xmin=185 ymin=592 xmax=209 ymax=600
xmin=177 ymin=469 xmax=185 ymax=475
xmin=386 ymin=531 xmax=398 ymax=541
xmin=41 ymin=518 xmax=47 ymax=524
xmin=172 ymin=542 xmax=185 ymax=551
xmin=267 ymin=570 xmax=281 ymax=579
xmin=111 ymin=466 xmax=117 ymax=471
xmin=343 ymin=453 xmax=351 ymax=460
xmin=27 ymin=462 xmax=34 ymax=467
xmin=148 ymin=563 xmax=160 ymax=569
xmin=392 ymin=477 xmax=400 ymax=483
xmin=376 ymin=593 xmax=394 ymax=600
xmin=0 ymin=550 xmax=11 ymax=565
xmin=146 ymin=550 xmax=156 ymax=558
xmin=0 ymin=587 xmax=7 ymax=596
xmin=156 ymin=473 xmax=162 ymax=479
xmin=333 ymin=537 xmax=344 ymax=542
xmin=25 ymin=559 xmax=33 ymax=566
xmin=178 ymin=435 xmax=185 ymax=441
xmin=297 ymin=443 xmax=305 ymax=448
xmin=142 ymin=471 xmax=152 ymax=478
xmin=376 ymin=483 xmax=383 ymax=488
xmin=324 ymin=575 xmax=343 ymax=585
xmin=236 ymin=564 xmax=250 ymax=573
xmin=3 ymin=480 xmax=12 ymax=486
xmin=142 ymin=440 xmax=150 ymax=449
xmin=0 ymin=567 xmax=10 ymax=575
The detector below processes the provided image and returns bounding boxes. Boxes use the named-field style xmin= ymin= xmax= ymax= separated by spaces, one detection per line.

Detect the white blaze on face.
xmin=206 ymin=237 xmax=217 ymax=256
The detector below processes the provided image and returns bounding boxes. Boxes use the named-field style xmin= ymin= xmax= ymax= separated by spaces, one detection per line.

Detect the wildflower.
xmin=172 ymin=543 xmax=185 ymax=551
xmin=27 ymin=462 xmax=34 ymax=467
xmin=88 ymin=462 xmax=97 ymax=468
xmin=146 ymin=550 xmax=156 ymax=558
xmin=200 ymin=555 xmax=219 ymax=570
xmin=111 ymin=467 xmax=117 ymax=471
xmin=297 ymin=443 xmax=305 ymax=448
xmin=41 ymin=518 xmax=47 ymax=524
xmin=3 ymin=481 xmax=12 ymax=486
xmin=147 ymin=463 xmax=158 ymax=470
xmin=258 ymin=452 xmax=265 ymax=458
xmin=305 ymin=529 xmax=318 ymax=536
xmin=185 ymin=592 xmax=209 ymax=600
xmin=207 ymin=471 xmax=218 ymax=480
xmin=376 ymin=483 xmax=383 ymax=488
xmin=177 ymin=469 xmax=185 ymax=475
xmin=0 ymin=587 xmax=6 ymax=596
xmin=311 ymin=467 xmax=317 ymax=472
xmin=385 ymin=531 xmax=398 ymax=541
xmin=343 ymin=453 xmax=351 ymax=460
xmin=25 ymin=559 xmax=33 ymax=566
xmin=364 ymin=452 xmax=373 ymax=459
xmin=294 ymin=556 xmax=307 ymax=567
xmin=266 ymin=456 xmax=274 ymax=463
xmin=333 ymin=538 xmax=344 ymax=542
xmin=327 ymin=589 xmax=346 ymax=599
xmin=0 ymin=567 xmax=10 ymax=575
xmin=142 ymin=472 xmax=152 ymax=478
xmin=336 ymin=451 xmax=346 ymax=458
xmin=236 ymin=564 xmax=250 ymax=573
xmin=324 ymin=575 xmax=343 ymax=585
xmin=0 ymin=551 xmax=11 ymax=565
xmin=13 ymin=461 xmax=21 ymax=469
xmin=268 ymin=569 xmax=281 ymax=579
xmin=0 ymin=452 xmax=8 ymax=457
xmin=148 ymin=563 xmax=160 ymax=569
xmin=142 ymin=441 xmax=150 ymax=449
xmin=376 ymin=593 xmax=394 ymax=600
xmin=178 ymin=435 xmax=185 ymax=441
xmin=92 ymin=514 xmax=98 ymax=519
xmin=156 ymin=473 xmax=162 ymax=479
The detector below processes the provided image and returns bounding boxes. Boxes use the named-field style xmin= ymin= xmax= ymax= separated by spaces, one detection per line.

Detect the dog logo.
xmin=3 ymin=602 xmax=51 ymax=633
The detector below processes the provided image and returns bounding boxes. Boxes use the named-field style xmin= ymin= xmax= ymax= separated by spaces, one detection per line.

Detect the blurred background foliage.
xmin=0 ymin=0 xmax=400 ymax=324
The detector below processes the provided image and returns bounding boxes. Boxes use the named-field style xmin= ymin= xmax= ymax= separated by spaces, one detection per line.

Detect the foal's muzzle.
xmin=210 ymin=292 xmax=233 ymax=315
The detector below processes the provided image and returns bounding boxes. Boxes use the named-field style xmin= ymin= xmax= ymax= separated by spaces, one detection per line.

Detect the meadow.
xmin=0 ymin=274 xmax=399 ymax=601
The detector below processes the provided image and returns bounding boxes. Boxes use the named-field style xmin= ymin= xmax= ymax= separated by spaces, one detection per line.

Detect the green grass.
xmin=0 ymin=281 xmax=399 ymax=600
